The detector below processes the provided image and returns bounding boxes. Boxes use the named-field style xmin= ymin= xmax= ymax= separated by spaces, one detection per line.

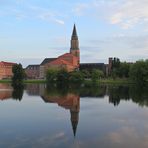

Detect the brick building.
xmin=26 ymin=24 xmax=80 ymax=79
xmin=0 ymin=61 xmax=16 ymax=80
xmin=25 ymin=65 xmax=40 ymax=79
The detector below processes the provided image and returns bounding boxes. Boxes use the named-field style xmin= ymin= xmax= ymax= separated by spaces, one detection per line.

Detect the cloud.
xmin=108 ymin=0 xmax=148 ymax=29
xmin=75 ymin=0 xmax=148 ymax=29
xmin=30 ymin=6 xmax=65 ymax=25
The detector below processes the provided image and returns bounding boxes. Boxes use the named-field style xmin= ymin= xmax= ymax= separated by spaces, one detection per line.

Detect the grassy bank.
xmin=0 ymin=79 xmax=46 ymax=84
xmin=0 ymin=79 xmax=12 ymax=83
xmin=24 ymin=79 xmax=46 ymax=83
xmin=99 ymin=78 xmax=134 ymax=84
xmin=0 ymin=78 xmax=134 ymax=84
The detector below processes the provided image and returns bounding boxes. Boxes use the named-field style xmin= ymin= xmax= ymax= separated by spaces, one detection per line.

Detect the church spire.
xmin=72 ymin=24 xmax=78 ymax=39
xmin=70 ymin=24 xmax=80 ymax=64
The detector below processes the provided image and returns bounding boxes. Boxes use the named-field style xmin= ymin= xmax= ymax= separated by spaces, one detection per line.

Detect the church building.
xmin=25 ymin=24 xmax=80 ymax=79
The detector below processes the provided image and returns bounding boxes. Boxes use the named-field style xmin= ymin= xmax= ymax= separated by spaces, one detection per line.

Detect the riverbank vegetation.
xmin=45 ymin=58 xmax=148 ymax=86
xmin=0 ymin=59 xmax=147 ymax=85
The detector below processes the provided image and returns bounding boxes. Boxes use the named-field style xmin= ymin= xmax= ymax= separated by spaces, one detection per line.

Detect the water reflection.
xmin=0 ymin=84 xmax=13 ymax=100
xmin=0 ymin=83 xmax=148 ymax=148
xmin=1 ymin=83 xmax=148 ymax=107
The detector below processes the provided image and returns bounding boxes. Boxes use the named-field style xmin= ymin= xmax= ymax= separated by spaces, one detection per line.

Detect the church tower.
xmin=70 ymin=24 xmax=80 ymax=64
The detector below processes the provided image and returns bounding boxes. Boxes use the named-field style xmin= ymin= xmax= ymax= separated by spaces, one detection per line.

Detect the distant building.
xmin=25 ymin=65 xmax=40 ymax=79
xmin=25 ymin=24 xmax=80 ymax=79
xmin=80 ymin=63 xmax=106 ymax=73
xmin=0 ymin=61 xmax=16 ymax=80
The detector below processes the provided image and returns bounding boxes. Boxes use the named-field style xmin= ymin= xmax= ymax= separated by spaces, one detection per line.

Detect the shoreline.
xmin=0 ymin=79 xmax=134 ymax=84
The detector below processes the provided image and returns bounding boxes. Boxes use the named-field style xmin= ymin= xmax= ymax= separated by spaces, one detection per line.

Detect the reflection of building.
xmin=25 ymin=24 xmax=80 ymax=79
xmin=0 ymin=61 xmax=16 ymax=79
xmin=0 ymin=84 xmax=13 ymax=100
xmin=26 ymin=84 xmax=46 ymax=96
xmin=42 ymin=93 xmax=80 ymax=137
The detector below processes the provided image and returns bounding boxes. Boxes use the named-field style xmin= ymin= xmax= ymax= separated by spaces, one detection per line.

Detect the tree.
xmin=56 ymin=69 xmax=69 ymax=86
xmin=118 ymin=62 xmax=131 ymax=78
xmin=91 ymin=69 xmax=104 ymax=83
xmin=81 ymin=70 xmax=91 ymax=79
xmin=69 ymin=71 xmax=84 ymax=85
xmin=129 ymin=60 xmax=148 ymax=84
xmin=46 ymin=68 xmax=58 ymax=84
xmin=12 ymin=64 xmax=25 ymax=85
xmin=112 ymin=57 xmax=120 ymax=69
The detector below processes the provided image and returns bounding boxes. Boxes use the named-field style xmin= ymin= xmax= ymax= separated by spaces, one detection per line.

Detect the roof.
xmin=26 ymin=65 xmax=40 ymax=69
xmin=80 ymin=63 xmax=105 ymax=65
xmin=49 ymin=58 xmax=73 ymax=66
xmin=0 ymin=61 xmax=16 ymax=66
xmin=58 ymin=53 xmax=76 ymax=58
xmin=40 ymin=58 xmax=57 ymax=65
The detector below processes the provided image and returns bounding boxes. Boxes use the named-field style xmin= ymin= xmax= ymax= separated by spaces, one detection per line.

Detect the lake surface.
xmin=0 ymin=83 xmax=148 ymax=148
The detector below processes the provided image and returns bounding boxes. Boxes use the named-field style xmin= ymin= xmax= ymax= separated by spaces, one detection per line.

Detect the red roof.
xmin=49 ymin=58 xmax=73 ymax=66
xmin=0 ymin=61 xmax=16 ymax=66
xmin=58 ymin=53 xmax=76 ymax=58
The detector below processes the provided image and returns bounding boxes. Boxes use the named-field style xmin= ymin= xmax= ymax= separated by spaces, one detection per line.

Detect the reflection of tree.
xmin=108 ymin=85 xmax=148 ymax=107
xmin=12 ymin=84 xmax=24 ymax=101
xmin=108 ymin=85 xmax=130 ymax=106
xmin=80 ymin=85 xmax=106 ymax=97
xmin=130 ymin=85 xmax=148 ymax=107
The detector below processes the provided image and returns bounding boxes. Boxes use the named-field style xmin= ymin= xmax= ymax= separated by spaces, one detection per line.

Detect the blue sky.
xmin=0 ymin=0 xmax=148 ymax=67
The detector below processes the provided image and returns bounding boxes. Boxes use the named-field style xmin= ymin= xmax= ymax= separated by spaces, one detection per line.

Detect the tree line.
xmin=11 ymin=58 xmax=148 ymax=86
xmin=110 ymin=58 xmax=148 ymax=84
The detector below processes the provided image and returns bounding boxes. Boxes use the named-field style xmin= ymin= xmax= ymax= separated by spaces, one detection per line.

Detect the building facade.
xmin=25 ymin=65 xmax=40 ymax=79
xmin=25 ymin=24 xmax=80 ymax=79
xmin=0 ymin=61 xmax=16 ymax=80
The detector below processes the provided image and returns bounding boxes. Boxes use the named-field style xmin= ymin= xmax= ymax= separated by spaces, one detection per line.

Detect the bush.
xmin=56 ymin=69 xmax=69 ymax=86
xmin=69 ymin=71 xmax=84 ymax=85
xmin=46 ymin=68 xmax=59 ymax=84
xmin=91 ymin=69 xmax=104 ymax=83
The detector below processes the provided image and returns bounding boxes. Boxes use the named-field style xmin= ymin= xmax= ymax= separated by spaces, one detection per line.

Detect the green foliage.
xmin=57 ymin=69 xmax=69 ymax=86
xmin=12 ymin=64 xmax=25 ymax=85
xmin=46 ymin=68 xmax=59 ymax=84
xmin=69 ymin=71 xmax=84 ymax=85
xmin=112 ymin=57 xmax=120 ymax=69
xmin=81 ymin=70 xmax=91 ymax=78
xmin=46 ymin=68 xmax=85 ymax=87
xmin=91 ymin=69 xmax=104 ymax=83
xmin=110 ymin=58 xmax=131 ymax=78
xmin=129 ymin=60 xmax=148 ymax=84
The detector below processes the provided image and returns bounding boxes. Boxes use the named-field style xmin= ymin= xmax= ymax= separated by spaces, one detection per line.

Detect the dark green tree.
xmin=56 ymin=69 xmax=69 ymax=87
xmin=81 ymin=70 xmax=91 ymax=78
xmin=91 ymin=69 xmax=104 ymax=84
xmin=46 ymin=68 xmax=59 ymax=84
xmin=12 ymin=64 xmax=25 ymax=85
xmin=118 ymin=62 xmax=131 ymax=78
xmin=69 ymin=71 xmax=84 ymax=85
xmin=129 ymin=60 xmax=148 ymax=84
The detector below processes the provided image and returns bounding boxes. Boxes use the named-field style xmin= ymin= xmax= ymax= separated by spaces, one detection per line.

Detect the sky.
xmin=0 ymin=0 xmax=148 ymax=67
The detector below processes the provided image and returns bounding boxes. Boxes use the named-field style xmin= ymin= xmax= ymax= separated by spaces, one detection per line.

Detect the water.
xmin=0 ymin=83 xmax=148 ymax=148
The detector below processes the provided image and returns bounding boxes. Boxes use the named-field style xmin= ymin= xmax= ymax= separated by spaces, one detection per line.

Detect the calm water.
xmin=0 ymin=83 xmax=148 ymax=148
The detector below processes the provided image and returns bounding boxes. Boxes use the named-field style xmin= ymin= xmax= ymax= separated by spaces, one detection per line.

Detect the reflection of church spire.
xmin=70 ymin=97 xmax=80 ymax=137
xmin=70 ymin=110 xmax=79 ymax=137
